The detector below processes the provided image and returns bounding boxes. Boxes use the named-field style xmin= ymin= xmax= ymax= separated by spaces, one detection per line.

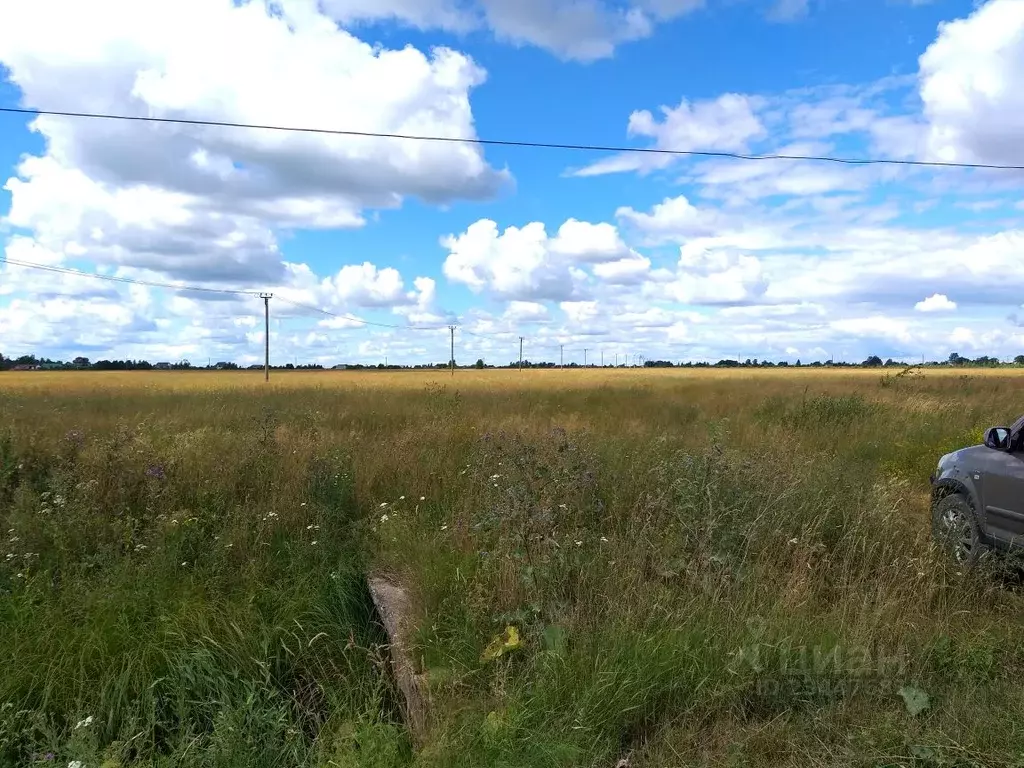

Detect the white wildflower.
xmin=419 ymin=496 xmax=425 ymax=501
xmin=788 ymin=538 xmax=799 ymax=545
xmin=69 ymin=761 xmax=84 ymax=768
xmin=600 ymin=537 xmax=609 ymax=543
xmin=379 ymin=502 xmax=388 ymax=509
xmin=311 ymin=540 xmax=318 ymax=546
xmin=380 ymin=514 xmax=389 ymax=523
xmin=75 ymin=715 xmax=94 ymax=729
xmin=54 ymin=495 xmax=65 ymax=507
xmin=440 ymin=525 xmax=448 ymax=531
xmin=399 ymin=495 xmax=405 ymax=500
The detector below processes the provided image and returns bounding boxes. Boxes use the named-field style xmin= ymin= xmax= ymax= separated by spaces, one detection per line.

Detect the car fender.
xmin=931 ymin=469 xmax=981 ymax=513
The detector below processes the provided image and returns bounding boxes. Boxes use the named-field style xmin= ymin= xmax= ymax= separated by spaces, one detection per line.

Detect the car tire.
xmin=931 ymin=493 xmax=985 ymax=567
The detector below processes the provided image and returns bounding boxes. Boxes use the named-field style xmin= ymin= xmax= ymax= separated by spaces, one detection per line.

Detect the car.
xmin=930 ymin=415 xmax=1024 ymax=565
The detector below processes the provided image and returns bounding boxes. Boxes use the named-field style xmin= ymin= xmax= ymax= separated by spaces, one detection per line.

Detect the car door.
xmin=977 ymin=433 xmax=1024 ymax=545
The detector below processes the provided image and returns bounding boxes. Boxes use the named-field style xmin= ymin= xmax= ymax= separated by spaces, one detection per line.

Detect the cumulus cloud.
xmin=318 ymin=0 xmax=705 ymax=62
xmin=915 ymin=293 xmax=957 ymax=312
xmin=0 ymin=0 xmax=508 ymax=286
xmin=572 ymin=94 xmax=765 ymax=176
xmin=918 ymin=0 xmax=1024 ymax=166
xmin=441 ymin=217 xmax=634 ymax=301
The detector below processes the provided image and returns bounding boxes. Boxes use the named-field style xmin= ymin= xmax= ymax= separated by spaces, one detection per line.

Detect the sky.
xmin=1 ymin=0 xmax=1024 ymax=367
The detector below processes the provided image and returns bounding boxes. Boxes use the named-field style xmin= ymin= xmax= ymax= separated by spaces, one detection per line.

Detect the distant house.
xmin=247 ymin=364 xmax=262 ymax=370
xmin=331 ymin=364 xmax=348 ymax=370
xmin=11 ymin=364 xmax=39 ymax=371
xmin=154 ymin=362 xmax=171 ymax=370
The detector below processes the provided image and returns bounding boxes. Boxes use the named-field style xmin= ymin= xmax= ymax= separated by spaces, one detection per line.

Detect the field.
xmin=2 ymin=367 xmax=1024 ymax=768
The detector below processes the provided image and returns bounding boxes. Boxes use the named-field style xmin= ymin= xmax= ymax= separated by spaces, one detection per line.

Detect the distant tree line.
xmin=3 ymin=351 xmax=1024 ymax=372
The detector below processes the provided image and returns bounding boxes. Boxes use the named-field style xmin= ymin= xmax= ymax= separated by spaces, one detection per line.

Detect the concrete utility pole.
xmin=259 ymin=293 xmax=272 ymax=382
xmin=560 ymin=344 xmax=564 ymax=369
xmin=584 ymin=348 xmax=588 ymax=367
xmin=601 ymin=350 xmax=604 ymax=367
xmin=519 ymin=336 xmax=524 ymax=371
xmin=449 ymin=325 xmax=456 ymax=377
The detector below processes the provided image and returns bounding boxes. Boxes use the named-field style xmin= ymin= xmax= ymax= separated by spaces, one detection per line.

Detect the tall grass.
xmin=1 ymin=368 xmax=1023 ymax=767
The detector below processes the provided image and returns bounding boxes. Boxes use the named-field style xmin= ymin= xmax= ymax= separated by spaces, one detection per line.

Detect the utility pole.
xmin=615 ymin=353 xmax=618 ymax=367
xmin=519 ymin=336 xmax=524 ymax=371
xmin=449 ymin=325 xmax=456 ymax=377
xmin=601 ymin=350 xmax=604 ymax=367
xmin=560 ymin=344 xmax=564 ymax=369
xmin=259 ymin=293 xmax=272 ymax=382
xmin=584 ymin=348 xmax=588 ymax=367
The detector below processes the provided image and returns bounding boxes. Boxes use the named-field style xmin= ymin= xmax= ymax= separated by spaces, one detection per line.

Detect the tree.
xmin=862 ymin=355 xmax=883 ymax=367
xmin=475 ymin=358 xmax=485 ymax=369
xmin=1015 ymin=355 xmax=1024 ymax=366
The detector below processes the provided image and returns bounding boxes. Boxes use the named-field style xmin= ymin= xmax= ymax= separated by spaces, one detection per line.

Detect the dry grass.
xmin=1 ymin=367 xmax=1023 ymax=767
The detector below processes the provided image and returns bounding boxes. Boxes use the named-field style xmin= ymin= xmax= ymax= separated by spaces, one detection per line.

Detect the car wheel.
xmin=931 ymin=493 xmax=984 ymax=567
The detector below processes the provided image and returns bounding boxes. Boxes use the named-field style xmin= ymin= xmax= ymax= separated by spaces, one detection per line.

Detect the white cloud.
xmin=573 ymin=94 xmax=765 ymax=176
xmin=317 ymin=0 xmax=705 ymax=62
xmin=442 ymin=217 xmax=638 ymax=301
xmin=918 ymin=0 xmax=1024 ymax=166
xmin=0 ymin=0 xmax=507 ymax=286
xmin=616 ymin=196 xmax=723 ymax=241
xmin=915 ymin=293 xmax=957 ymax=312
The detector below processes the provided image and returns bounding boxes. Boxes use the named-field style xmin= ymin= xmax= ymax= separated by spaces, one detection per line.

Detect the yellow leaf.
xmin=480 ymin=625 xmax=522 ymax=661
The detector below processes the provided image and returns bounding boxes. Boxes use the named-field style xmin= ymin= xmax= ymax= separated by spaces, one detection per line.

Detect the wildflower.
xmin=558 ymin=504 xmax=567 ymax=510
xmin=300 ymin=502 xmax=307 ymax=507
xmin=420 ymin=496 xmax=425 ymax=501
xmin=53 ymin=495 xmax=66 ymax=507
xmin=575 ymin=540 xmax=583 ymax=547
xmin=440 ymin=525 xmax=448 ymax=531
xmin=306 ymin=525 xmax=314 ymax=530
xmin=180 ymin=561 xmax=188 ymax=567
xmin=380 ymin=514 xmax=389 ymax=523
xmin=75 ymin=715 xmax=94 ymax=729
xmin=490 ymin=474 xmax=501 ymax=480
xmin=145 ymin=464 xmax=166 ymax=481
xmin=68 ymin=761 xmax=83 ymax=768
xmin=600 ymin=536 xmax=609 ymax=543
xmin=311 ymin=540 xmax=318 ymax=545
xmin=788 ymin=538 xmax=799 ymax=545
xmin=399 ymin=495 xmax=405 ymax=500
xmin=379 ymin=502 xmax=388 ymax=509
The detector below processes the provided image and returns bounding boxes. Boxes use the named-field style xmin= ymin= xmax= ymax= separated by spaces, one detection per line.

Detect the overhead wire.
xmin=0 ymin=255 xmax=260 ymax=295
xmin=2 ymin=105 xmax=1022 ymax=171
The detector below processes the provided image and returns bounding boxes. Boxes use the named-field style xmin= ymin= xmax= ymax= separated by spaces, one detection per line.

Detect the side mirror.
xmin=984 ymin=426 xmax=1011 ymax=451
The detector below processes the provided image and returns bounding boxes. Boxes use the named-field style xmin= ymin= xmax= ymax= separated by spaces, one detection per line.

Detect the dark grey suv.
xmin=930 ymin=415 xmax=1024 ymax=565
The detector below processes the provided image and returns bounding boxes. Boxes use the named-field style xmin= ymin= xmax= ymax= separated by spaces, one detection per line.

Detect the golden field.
xmin=1 ymin=366 xmax=1023 ymax=767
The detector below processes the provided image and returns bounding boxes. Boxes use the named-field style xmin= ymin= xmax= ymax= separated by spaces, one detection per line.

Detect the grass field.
xmin=2 ymin=367 xmax=1024 ymax=767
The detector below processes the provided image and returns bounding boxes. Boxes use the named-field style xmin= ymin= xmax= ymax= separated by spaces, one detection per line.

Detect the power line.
xmin=2 ymin=105 xmax=1022 ymax=171
xmin=0 ymin=255 xmax=259 ymax=295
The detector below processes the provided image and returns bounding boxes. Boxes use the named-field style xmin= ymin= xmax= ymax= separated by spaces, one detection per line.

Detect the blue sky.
xmin=1 ymin=0 xmax=1023 ymax=366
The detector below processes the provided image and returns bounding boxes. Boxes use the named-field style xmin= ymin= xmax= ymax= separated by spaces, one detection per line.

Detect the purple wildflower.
xmin=145 ymin=464 xmax=166 ymax=481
